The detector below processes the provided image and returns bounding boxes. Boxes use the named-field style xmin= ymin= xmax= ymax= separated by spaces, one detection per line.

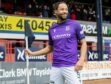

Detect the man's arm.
xmin=79 ymin=38 xmax=87 ymax=62
xmin=75 ymin=38 xmax=87 ymax=71
xmin=25 ymin=45 xmax=53 ymax=56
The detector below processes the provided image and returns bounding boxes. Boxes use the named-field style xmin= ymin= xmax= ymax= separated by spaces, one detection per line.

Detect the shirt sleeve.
xmin=76 ymin=22 xmax=85 ymax=40
xmin=48 ymin=30 xmax=53 ymax=46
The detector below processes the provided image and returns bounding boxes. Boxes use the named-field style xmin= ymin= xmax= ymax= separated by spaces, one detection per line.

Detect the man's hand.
xmin=75 ymin=60 xmax=84 ymax=71
xmin=25 ymin=49 xmax=33 ymax=56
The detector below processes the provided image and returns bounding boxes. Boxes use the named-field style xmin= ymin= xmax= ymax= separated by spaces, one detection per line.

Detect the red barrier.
xmin=0 ymin=40 xmax=111 ymax=62
xmin=0 ymin=40 xmax=53 ymax=62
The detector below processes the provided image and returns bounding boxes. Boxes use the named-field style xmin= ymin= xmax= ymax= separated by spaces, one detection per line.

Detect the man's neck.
xmin=57 ymin=19 xmax=66 ymax=24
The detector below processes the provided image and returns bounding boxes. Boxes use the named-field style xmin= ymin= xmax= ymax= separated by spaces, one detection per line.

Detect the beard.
xmin=58 ymin=13 xmax=68 ymax=20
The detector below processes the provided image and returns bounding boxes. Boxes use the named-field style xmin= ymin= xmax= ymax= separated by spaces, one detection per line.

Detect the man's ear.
xmin=54 ymin=10 xmax=57 ymax=15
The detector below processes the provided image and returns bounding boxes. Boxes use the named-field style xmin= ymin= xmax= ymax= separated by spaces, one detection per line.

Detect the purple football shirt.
xmin=48 ymin=19 xmax=85 ymax=67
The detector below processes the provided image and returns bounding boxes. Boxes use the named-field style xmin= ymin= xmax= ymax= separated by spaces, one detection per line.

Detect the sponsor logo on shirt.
xmin=53 ymin=33 xmax=71 ymax=39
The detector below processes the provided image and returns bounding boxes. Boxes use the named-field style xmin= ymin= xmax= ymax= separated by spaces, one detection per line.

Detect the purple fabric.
xmin=48 ymin=20 xmax=85 ymax=67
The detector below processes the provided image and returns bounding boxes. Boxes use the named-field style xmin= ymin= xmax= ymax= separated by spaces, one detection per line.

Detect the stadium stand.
xmin=0 ymin=0 xmax=111 ymax=23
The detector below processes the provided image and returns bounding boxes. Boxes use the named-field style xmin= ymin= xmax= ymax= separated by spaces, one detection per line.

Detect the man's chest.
xmin=50 ymin=25 xmax=76 ymax=40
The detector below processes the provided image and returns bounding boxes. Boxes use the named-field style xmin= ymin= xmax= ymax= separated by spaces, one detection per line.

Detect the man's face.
xmin=55 ymin=3 xmax=68 ymax=20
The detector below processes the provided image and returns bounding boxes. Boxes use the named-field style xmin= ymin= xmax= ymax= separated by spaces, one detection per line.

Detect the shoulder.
xmin=48 ymin=23 xmax=58 ymax=33
xmin=49 ymin=23 xmax=58 ymax=29
xmin=67 ymin=20 xmax=81 ymax=30
xmin=68 ymin=20 xmax=80 ymax=25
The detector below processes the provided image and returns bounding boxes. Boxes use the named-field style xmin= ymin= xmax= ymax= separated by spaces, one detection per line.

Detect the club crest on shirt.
xmin=53 ymin=29 xmax=56 ymax=33
xmin=66 ymin=26 xmax=70 ymax=31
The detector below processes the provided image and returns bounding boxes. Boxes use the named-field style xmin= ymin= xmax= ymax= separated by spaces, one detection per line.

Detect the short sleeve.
xmin=48 ymin=30 xmax=53 ymax=46
xmin=76 ymin=23 xmax=85 ymax=40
